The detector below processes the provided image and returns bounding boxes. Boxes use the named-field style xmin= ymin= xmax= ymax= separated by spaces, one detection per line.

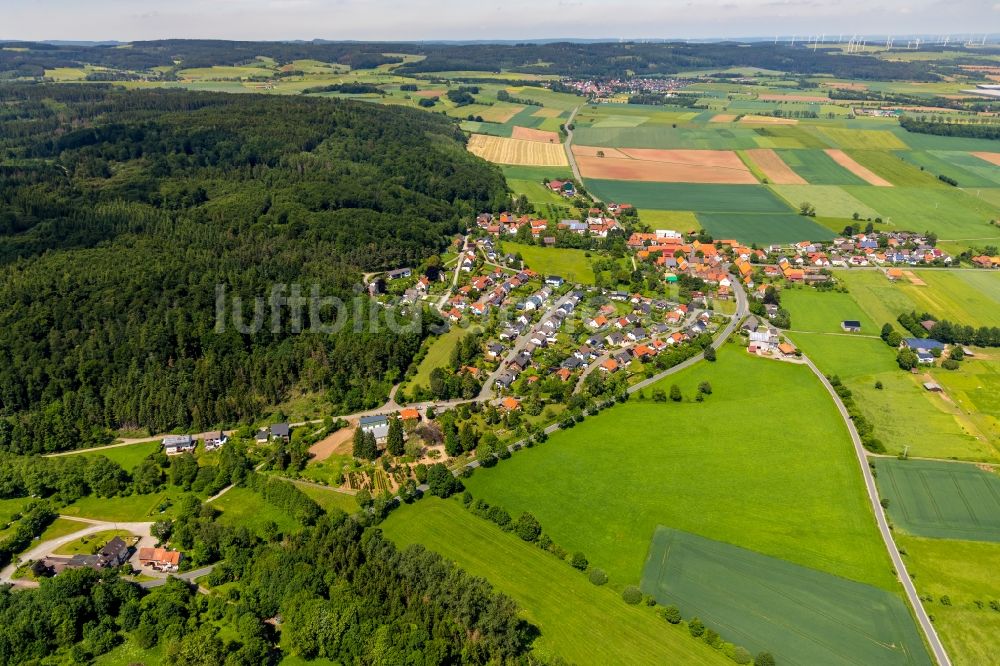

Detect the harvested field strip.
xmin=641 ymin=528 xmax=931 ymax=666
xmin=825 ymin=149 xmax=893 ymax=186
xmin=710 ymin=113 xmax=737 ymax=122
xmin=476 ymin=104 xmax=524 ymax=123
xmin=511 ymin=126 xmax=561 ymax=143
xmin=738 ymin=115 xmax=798 ymax=125
xmin=574 ymin=149 xmax=757 ymax=184
xmin=818 ymin=127 xmax=910 ymax=150
xmin=757 ymin=93 xmax=830 ymax=102
xmin=531 ymin=107 xmax=563 ymax=118
xmin=742 ymin=148 xmax=807 ymax=184
xmin=572 ymin=144 xmax=630 ymax=159
xmin=467 ymin=134 xmax=568 ymax=166
xmin=972 ymin=152 xmax=1000 ymax=167
xmin=875 ymin=458 xmax=1000 ymax=541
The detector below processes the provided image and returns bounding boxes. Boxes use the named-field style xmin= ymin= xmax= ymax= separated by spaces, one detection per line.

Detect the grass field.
xmin=847 ymin=151 xmax=944 ymax=187
xmin=896 ymin=535 xmax=1000 ymax=666
xmin=38 ymin=517 xmax=94 ymax=543
xmin=837 ymin=269 xmax=1000 ymax=329
xmin=76 ymin=441 xmax=161 ymax=471
xmin=815 ymin=128 xmax=909 ymax=150
xmin=898 ymin=151 xmax=1000 ymax=189
xmin=639 ymin=209 xmax=701 ymax=231
xmin=695 ymin=212 xmax=834 ymax=244
xmin=62 ymin=489 xmax=188 ymax=522
xmin=783 ymin=286 xmax=999 ymax=461
xmin=500 ymin=165 xmax=573 ymax=181
xmin=382 ymin=498 xmax=728 ymax=665
xmin=53 ymin=529 xmax=134 ymax=556
xmin=769 ymin=184 xmax=880 ymax=219
xmin=585 ymin=181 xmax=793 ymax=213
xmin=775 ymin=149 xmax=867 ymax=185
xmin=874 ymin=458 xmax=1000 ymax=541
xmin=503 ymin=242 xmax=597 ymax=284
xmin=846 ymin=186 xmax=1000 ymax=241
xmin=463 ymin=349 xmax=897 ymax=591
xmin=411 ymin=325 xmax=466 ymax=391
xmin=212 ymin=486 xmax=300 ymax=536
xmin=641 ymin=528 xmax=929 ymax=665
xmin=290 ymin=482 xmax=359 ymax=514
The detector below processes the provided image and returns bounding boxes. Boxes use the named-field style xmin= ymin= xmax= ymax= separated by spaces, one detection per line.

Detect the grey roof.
xmin=359 ymin=415 xmax=388 ymax=427
xmin=270 ymin=423 xmax=290 ymax=438
xmin=163 ymin=435 xmax=193 ymax=447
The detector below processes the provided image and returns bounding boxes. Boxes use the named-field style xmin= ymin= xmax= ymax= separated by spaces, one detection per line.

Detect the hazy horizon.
xmin=3 ymin=0 xmax=997 ymax=44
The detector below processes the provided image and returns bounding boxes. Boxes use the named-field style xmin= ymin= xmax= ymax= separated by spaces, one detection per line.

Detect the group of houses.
xmin=163 ymin=432 xmax=229 ymax=456
xmin=445 ymin=264 xmax=542 ymax=323
xmin=34 ymin=536 xmax=133 ymax=577
xmin=474 ymin=205 xmax=629 ymax=241
xmin=359 ymin=409 xmax=421 ymax=445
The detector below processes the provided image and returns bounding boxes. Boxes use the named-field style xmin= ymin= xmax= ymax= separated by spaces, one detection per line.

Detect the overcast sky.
xmin=3 ymin=0 xmax=998 ymax=42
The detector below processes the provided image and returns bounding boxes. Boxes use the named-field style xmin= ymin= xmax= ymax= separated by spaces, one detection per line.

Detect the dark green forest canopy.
xmin=3 ymin=39 xmax=995 ymax=81
xmin=0 ymin=85 xmax=507 ymax=452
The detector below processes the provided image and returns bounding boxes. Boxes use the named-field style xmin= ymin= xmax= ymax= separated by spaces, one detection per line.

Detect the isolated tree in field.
xmin=670 ymin=384 xmax=682 ymax=402
xmin=688 ymin=617 xmax=705 ymax=638
xmin=798 ymin=201 xmax=816 ymax=217
xmin=386 ymin=417 xmax=404 ymax=457
xmin=703 ymin=345 xmax=716 ymax=362
xmin=514 ymin=512 xmax=542 ymax=542
xmin=570 ymin=552 xmax=588 ymax=570
xmin=754 ymin=652 xmax=776 ymax=666
xmin=698 ymin=381 xmax=712 ymax=395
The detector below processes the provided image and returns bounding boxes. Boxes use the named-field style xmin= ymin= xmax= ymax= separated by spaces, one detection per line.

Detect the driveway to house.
xmin=0 ymin=518 xmax=153 ymax=586
xmin=436 ymin=235 xmax=469 ymax=312
xmin=479 ymin=291 xmax=577 ymax=401
xmin=139 ymin=565 xmax=216 ymax=591
xmin=802 ymin=355 xmax=951 ymax=666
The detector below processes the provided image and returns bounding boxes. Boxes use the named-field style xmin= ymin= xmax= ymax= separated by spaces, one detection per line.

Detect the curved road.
xmin=803 ymin=357 xmax=950 ymax=666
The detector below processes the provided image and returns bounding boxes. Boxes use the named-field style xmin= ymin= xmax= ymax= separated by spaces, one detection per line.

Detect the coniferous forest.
xmin=0 ymin=84 xmax=508 ymax=453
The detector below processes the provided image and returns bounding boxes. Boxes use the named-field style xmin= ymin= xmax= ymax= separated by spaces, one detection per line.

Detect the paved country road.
xmin=563 ymin=105 xmax=590 ymax=197
xmin=803 ymin=356 xmax=951 ymax=666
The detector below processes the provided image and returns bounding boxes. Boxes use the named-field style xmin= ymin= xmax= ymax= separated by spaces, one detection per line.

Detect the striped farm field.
xmin=531 ymin=107 xmax=563 ymax=118
xmin=467 ymin=134 xmax=568 ymax=166
xmin=874 ymin=458 xmax=1000 ymax=542
xmin=511 ymin=126 xmax=561 ymax=143
xmin=475 ymin=103 xmax=524 ymax=123
xmin=846 ymin=151 xmax=944 ymax=187
xmin=696 ymin=212 xmax=835 ymax=245
xmin=816 ymin=127 xmax=909 ymax=150
xmin=777 ymin=149 xmax=867 ymax=185
xmin=742 ymin=148 xmax=806 ymax=184
xmin=709 ymin=113 xmax=737 ymax=122
xmin=769 ymin=184 xmax=880 ymax=219
xmin=585 ymin=181 xmax=792 ymax=212
xmin=824 ymin=150 xmax=893 ymax=186
xmin=641 ymin=528 xmax=930 ymax=666
xmin=573 ymin=148 xmax=758 ymax=184
xmin=738 ymin=115 xmax=798 ymax=125
xmin=898 ymin=151 xmax=1000 ymax=188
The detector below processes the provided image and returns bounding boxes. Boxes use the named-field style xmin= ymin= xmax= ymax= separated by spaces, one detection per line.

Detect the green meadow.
xmin=212 ymin=486 xmax=300 ymax=536
xmin=695 ymin=212 xmax=834 ymax=245
xmin=585 ymin=181 xmax=792 ymax=213
xmin=382 ymin=499 xmax=728 ymax=666
xmin=769 ymin=184 xmax=880 ymax=219
xmin=503 ymin=242 xmax=597 ymax=284
xmin=896 ymin=535 xmax=1000 ymax=666
xmin=410 ymin=325 xmax=467 ymax=392
xmin=463 ymin=349 xmax=897 ymax=591
xmin=775 ymin=149 xmax=866 ymax=185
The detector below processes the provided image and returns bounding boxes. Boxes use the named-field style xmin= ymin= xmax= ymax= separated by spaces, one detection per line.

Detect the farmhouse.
xmin=359 ymin=415 xmax=390 ymax=442
xmin=203 ymin=432 xmax=228 ymax=452
xmin=386 ymin=267 xmax=412 ymax=281
xmin=138 ymin=547 xmax=182 ymax=573
xmin=163 ymin=435 xmax=195 ymax=456
xmin=841 ymin=320 xmax=862 ymax=333
xmin=902 ymin=338 xmax=945 ymax=353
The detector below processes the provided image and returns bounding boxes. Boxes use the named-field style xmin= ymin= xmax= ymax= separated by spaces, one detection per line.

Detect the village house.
xmin=163 ymin=435 xmax=195 ymax=455
xmin=203 ymin=432 xmax=228 ymax=452
xmin=359 ymin=415 xmax=390 ymax=443
xmin=138 ymin=547 xmax=182 ymax=573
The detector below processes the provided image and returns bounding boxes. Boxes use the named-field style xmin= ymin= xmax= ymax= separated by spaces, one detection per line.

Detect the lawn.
xmin=382 ymin=498 xmax=728 ymax=666
xmin=695 ymin=212 xmax=834 ymax=245
xmin=212 ymin=487 xmax=300 ymax=536
xmin=638 ymin=209 xmax=701 ymax=231
xmin=781 ymin=287 xmax=879 ymax=333
xmin=38 ymin=517 xmax=93 ymax=543
xmin=896 ymin=535 xmax=1000 ymax=666
xmin=874 ymin=458 xmax=1000 ymax=541
xmin=642 ymin=527 xmax=929 ymax=665
xmin=584 ymin=181 xmax=793 ymax=213
xmin=503 ymin=242 xmax=597 ymax=284
xmin=53 ymin=529 xmax=134 ymax=556
xmin=775 ymin=149 xmax=867 ymax=185
xmin=463 ymin=349 xmax=897 ymax=591
xmin=410 ymin=325 xmax=466 ymax=391
xmin=70 ymin=441 xmax=161 ymax=471
xmin=769 ymin=184 xmax=880 ymax=219
xmin=62 ymin=489 xmax=189 ymax=522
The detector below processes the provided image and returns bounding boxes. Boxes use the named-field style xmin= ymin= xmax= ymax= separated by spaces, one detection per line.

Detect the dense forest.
xmin=3 ymin=39 xmax=993 ymax=82
xmin=0 ymin=84 xmax=508 ymax=453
